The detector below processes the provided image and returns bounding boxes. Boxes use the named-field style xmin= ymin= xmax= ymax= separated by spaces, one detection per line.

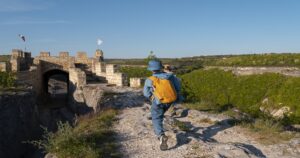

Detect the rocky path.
xmin=111 ymin=89 xmax=300 ymax=158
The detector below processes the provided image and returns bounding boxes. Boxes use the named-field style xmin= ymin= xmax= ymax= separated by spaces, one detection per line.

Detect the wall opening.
xmin=43 ymin=69 xmax=69 ymax=108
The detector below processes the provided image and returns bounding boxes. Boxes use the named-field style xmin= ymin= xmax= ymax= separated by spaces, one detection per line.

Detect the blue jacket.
xmin=143 ymin=72 xmax=184 ymax=105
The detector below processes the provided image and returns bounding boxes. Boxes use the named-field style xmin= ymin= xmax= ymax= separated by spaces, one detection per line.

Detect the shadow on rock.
xmin=234 ymin=143 xmax=267 ymax=158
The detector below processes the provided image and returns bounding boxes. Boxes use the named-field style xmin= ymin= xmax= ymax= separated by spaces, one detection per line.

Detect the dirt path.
xmin=112 ymin=89 xmax=300 ymax=158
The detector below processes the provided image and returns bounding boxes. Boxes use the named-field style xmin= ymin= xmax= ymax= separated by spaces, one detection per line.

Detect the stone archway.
xmin=42 ymin=69 xmax=69 ymax=108
xmin=43 ymin=69 xmax=69 ymax=95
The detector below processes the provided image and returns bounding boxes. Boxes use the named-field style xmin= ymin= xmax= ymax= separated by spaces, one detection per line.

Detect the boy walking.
xmin=143 ymin=60 xmax=183 ymax=151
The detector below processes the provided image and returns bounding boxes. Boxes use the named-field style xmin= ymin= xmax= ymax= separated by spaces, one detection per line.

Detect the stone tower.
xmin=95 ymin=49 xmax=104 ymax=61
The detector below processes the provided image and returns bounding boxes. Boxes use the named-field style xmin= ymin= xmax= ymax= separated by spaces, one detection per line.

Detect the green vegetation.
xmin=120 ymin=66 xmax=151 ymax=78
xmin=107 ymin=53 xmax=300 ymax=69
xmin=173 ymin=119 xmax=191 ymax=131
xmin=181 ymin=69 xmax=300 ymax=124
xmin=0 ymin=72 xmax=15 ymax=88
xmin=31 ymin=109 xmax=121 ymax=158
xmin=204 ymin=53 xmax=300 ymax=67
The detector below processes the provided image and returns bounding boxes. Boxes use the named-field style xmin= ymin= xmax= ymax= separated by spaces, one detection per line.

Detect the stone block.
xmin=130 ymin=77 xmax=145 ymax=88
xmin=95 ymin=49 xmax=104 ymax=61
xmin=76 ymin=52 xmax=87 ymax=59
xmin=59 ymin=52 xmax=69 ymax=57
xmin=106 ymin=64 xmax=119 ymax=74
xmin=10 ymin=59 xmax=19 ymax=72
xmin=0 ymin=62 xmax=7 ymax=72
xmin=11 ymin=49 xmax=23 ymax=58
xmin=106 ymin=73 xmax=128 ymax=86
xmin=95 ymin=62 xmax=106 ymax=74
xmin=40 ymin=52 xmax=50 ymax=57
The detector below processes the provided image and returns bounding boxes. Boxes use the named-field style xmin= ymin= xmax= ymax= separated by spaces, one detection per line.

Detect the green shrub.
xmin=182 ymin=69 xmax=235 ymax=107
xmin=181 ymin=69 xmax=300 ymax=124
xmin=0 ymin=72 xmax=15 ymax=88
xmin=230 ymin=74 xmax=286 ymax=117
xmin=120 ymin=66 xmax=151 ymax=78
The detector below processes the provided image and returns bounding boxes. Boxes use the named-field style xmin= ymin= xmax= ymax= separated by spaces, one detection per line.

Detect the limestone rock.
xmin=44 ymin=153 xmax=58 ymax=158
xmin=82 ymin=85 xmax=104 ymax=111
xmin=271 ymin=106 xmax=291 ymax=119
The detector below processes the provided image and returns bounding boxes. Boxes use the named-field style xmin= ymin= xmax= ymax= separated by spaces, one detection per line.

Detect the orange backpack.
xmin=149 ymin=76 xmax=177 ymax=103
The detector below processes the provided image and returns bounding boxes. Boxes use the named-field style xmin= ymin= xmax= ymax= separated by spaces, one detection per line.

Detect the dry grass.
xmin=197 ymin=118 xmax=215 ymax=124
xmin=31 ymin=109 xmax=121 ymax=158
xmin=240 ymin=119 xmax=297 ymax=145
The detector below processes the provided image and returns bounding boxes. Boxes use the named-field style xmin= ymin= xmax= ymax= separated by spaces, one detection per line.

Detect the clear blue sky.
xmin=1 ymin=0 xmax=300 ymax=58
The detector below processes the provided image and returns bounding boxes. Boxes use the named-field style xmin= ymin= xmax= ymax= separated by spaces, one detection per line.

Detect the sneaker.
xmin=146 ymin=113 xmax=152 ymax=120
xmin=159 ymin=134 xmax=168 ymax=151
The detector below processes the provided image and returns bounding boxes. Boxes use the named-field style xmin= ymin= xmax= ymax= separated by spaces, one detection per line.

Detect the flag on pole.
xmin=97 ymin=39 xmax=103 ymax=46
xmin=18 ymin=34 xmax=26 ymax=42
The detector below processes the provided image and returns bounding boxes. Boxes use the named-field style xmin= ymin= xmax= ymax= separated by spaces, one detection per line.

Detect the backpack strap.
xmin=148 ymin=76 xmax=157 ymax=101
xmin=148 ymin=76 xmax=157 ymax=81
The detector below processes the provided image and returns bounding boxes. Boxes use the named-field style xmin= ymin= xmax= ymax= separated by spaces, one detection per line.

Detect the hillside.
xmin=106 ymin=53 xmax=300 ymax=68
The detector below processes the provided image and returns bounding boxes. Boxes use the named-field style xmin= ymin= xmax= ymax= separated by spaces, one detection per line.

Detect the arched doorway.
xmin=43 ymin=69 xmax=69 ymax=107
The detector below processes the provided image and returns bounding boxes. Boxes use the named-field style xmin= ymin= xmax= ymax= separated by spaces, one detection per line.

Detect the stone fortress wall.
xmin=0 ymin=49 xmax=129 ymax=95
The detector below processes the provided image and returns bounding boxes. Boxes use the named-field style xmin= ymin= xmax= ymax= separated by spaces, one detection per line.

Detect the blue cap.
xmin=147 ymin=60 xmax=163 ymax=71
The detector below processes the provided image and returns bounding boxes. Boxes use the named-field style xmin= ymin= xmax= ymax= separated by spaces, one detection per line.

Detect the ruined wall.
xmin=69 ymin=68 xmax=86 ymax=88
xmin=105 ymin=64 xmax=128 ymax=86
xmin=9 ymin=49 xmax=33 ymax=72
xmin=94 ymin=61 xmax=106 ymax=81
xmin=205 ymin=66 xmax=300 ymax=77
xmin=35 ymin=52 xmax=75 ymax=73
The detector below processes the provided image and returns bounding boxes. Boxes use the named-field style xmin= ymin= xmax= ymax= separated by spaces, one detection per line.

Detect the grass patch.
xmin=197 ymin=118 xmax=215 ymax=124
xmin=0 ymin=72 xmax=15 ymax=88
xmin=240 ymin=118 xmax=297 ymax=145
xmin=31 ymin=109 xmax=121 ymax=158
xmin=184 ymin=102 xmax=233 ymax=113
xmin=173 ymin=119 xmax=191 ymax=131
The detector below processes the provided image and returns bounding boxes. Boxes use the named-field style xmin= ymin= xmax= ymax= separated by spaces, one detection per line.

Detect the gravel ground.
xmin=110 ymin=88 xmax=300 ymax=158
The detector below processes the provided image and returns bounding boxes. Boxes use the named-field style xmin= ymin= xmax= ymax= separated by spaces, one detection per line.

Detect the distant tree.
xmin=145 ymin=51 xmax=159 ymax=64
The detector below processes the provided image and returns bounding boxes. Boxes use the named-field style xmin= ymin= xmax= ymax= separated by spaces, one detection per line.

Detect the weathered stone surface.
xmin=130 ymin=77 xmax=145 ymax=88
xmin=40 ymin=52 xmax=50 ymax=57
xmin=82 ymin=85 xmax=104 ymax=111
xmin=271 ymin=106 xmax=291 ymax=118
xmin=0 ymin=91 xmax=41 ymax=158
xmin=59 ymin=51 xmax=69 ymax=57
xmin=0 ymin=62 xmax=7 ymax=72
xmin=260 ymin=105 xmax=291 ymax=119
